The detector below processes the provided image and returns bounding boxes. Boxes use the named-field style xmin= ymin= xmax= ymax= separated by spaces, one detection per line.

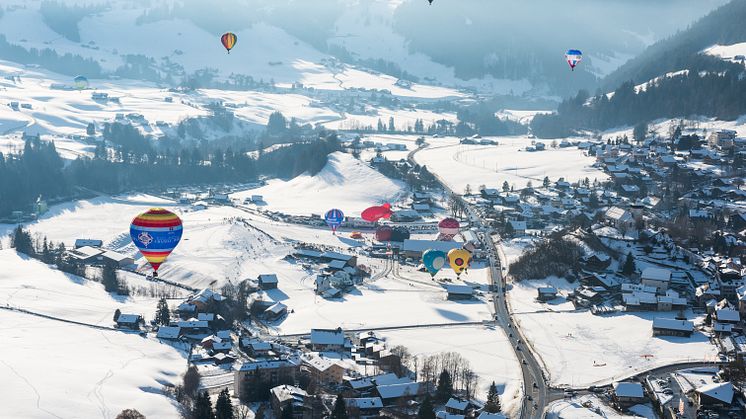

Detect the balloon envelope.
xmin=447 ymin=248 xmax=471 ymax=276
xmin=438 ymin=217 xmax=460 ymax=240
xmin=221 ymin=32 xmax=237 ymax=53
xmin=130 ymin=208 xmax=183 ymax=273
xmin=375 ymin=225 xmax=393 ymax=242
xmin=361 ymin=203 xmax=393 ymax=222
xmin=324 ymin=209 xmax=344 ymax=232
xmin=73 ymin=75 xmax=89 ymax=90
xmin=422 ymin=249 xmax=447 ymax=276
xmin=565 ymin=49 xmax=583 ymax=70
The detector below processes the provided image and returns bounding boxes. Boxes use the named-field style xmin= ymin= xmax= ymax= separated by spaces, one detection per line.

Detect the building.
xmin=258 ymin=274 xmax=279 ymax=290
xmin=376 ymin=382 xmax=422 ymax=405
xmin=605 ymin=206 xmax=635 ymax=232
xmin=156 ymin=326 xmax=181 ymax=340
xmin=75 ymin=239 xmax=103 ymax=248
xmin=445 ymin=398 xmax=470 ymax=415
xmin=302 ymin=355 xmax=345 ymax=386
xmin=101 ymin=250 xmax=135 ymax=267
xmin=270 ymin=385 xmax=310 ymax=419
xmin=264 ymin=302 xmax=288 ymax=321
xmin=115 ymin=313 xmax=142 ymax=330
xmin=346 ymin=397 xmax=383 ymax=419
xmin=715 ymin=308 xmax=740 ymax=324
xmin=695 ymin=382 xmax=734 ymax=407
xmin=445 ymin=284 xmax=474 ymax=300
xmin=310 ymin=328 xmax=348 ymax=351
xmin=641 ymin=268 xmax=671 ymax=294
xmin=537 ymin=286 xmax=558 ymax=302
xmin=612 ymin=381 xmax=645 ymax=407
xmin=399 ymin=239 xmax=463 ymax=259
xmin=65 ymin=246 xmax=103 ymax=264
xmin=652 ymin=318 xmax=693 ymax=337
xmin=508 ymin=220 xmax=527 ymax=236
xmin=234 ymin=360 xmax=300 ymax=396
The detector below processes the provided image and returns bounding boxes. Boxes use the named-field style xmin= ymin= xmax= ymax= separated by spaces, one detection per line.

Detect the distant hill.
xmin=602 ymin=0 xmax=746 ymax=90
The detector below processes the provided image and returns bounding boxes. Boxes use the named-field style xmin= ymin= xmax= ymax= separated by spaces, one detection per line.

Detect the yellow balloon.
xmin=447 ymin=248 xmax=471 ymax=277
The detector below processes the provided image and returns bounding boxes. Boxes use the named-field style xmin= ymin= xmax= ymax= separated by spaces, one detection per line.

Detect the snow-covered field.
xmin=703 ymin=42 xmax=746 ymax=66
xmin=384 ymin=325 xmax=523 ymax=416
xmin=414 ymin=137 xmax=607 ymax=192
xmin=507 ymin=277 xmax=717 ymax=387
xmin=233 ymin=152 xmax=407 ymax=216
xmin=546 ymin=394 xmax=645 ymax=419
xmin=0 ymin=309 xmax=184 ymax=419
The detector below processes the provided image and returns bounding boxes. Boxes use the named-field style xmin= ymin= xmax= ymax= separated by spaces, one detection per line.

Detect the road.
xmin=409 ymin=143 xmax=551 ymax=418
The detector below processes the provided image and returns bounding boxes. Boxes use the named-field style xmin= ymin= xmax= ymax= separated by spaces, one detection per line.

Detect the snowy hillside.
xmin=703 ymin=42 xmax=746 ymax=66
xmin=234 ymin=151 xmax=407 ymax=216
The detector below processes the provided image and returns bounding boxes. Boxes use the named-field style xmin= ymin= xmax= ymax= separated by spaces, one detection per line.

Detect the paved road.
xmin=409 ymin=143 xmax=551 ymax=418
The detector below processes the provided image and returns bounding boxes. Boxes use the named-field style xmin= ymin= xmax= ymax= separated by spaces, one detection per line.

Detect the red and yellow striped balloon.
xmin=221 ymin=32 xmax=237 ymax=53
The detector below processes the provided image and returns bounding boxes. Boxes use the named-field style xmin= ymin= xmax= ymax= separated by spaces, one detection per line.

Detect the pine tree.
xmin=435 ymin=370 xmax=454 ymax=402
xmin=543 ymin=176 xmax=550 ymax=188
xmin=113 ymin=308 xmax=121 ymax=323
xmin=484 ymin=381 xmax=502 ymax=413
xmin=10 ymin=225 xmax=33 ymax=255
xmin=331 ymin=392 xmax=348 ymax=419
xmin=622 ymin=252 xmax=636 ymax=276
xmin=417 ymin=394 xmax=436 ymax=419
xmin=502 ymin=181 xmax=510 ymax=192
xmin=281 ymin=405 xmax=293 ymax=419
xmin=101 ymin=264 xmax=119 ymax=293
xmin=193 ymin=391 xmax=215 ymax=419
xmin=214 ymin=388 xmax=234 ymax=419
xmin=115 ymin=409 xmax=145 ymax=419
xmin=183 ymin=366 xmax=201 ymax=399
xmin=155 ymin=297 xmax=171 ymax=326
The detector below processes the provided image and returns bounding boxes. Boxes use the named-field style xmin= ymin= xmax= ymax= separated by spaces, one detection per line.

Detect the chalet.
xmin=101 ymin=250 xmax=134 ymax=267
xmin=115 ymin=313 xmax=142 ymax=330
xmin=156 ymin=326 xmax=181 ymax=340
xmin=258 ymin=274 xmax=279 ymax=290
xmin=641 ymin=268 xmax=671 ymax=293
xmin=445 ymin=284 xmax=474 ymax=300
xmin=652 ymin=318 xmax=693 ymax=337
xmin=176 ymin=320 xmax=210 ymax=336
xmin=695 ymin=382 xmax=734 ymax=407
xmin=65 ymin=246 xmax=103 ymax=264
xmin=294 ymin=249 xmax=358 ymax=267
xmin=714 ymin=308 xmax=740 ymax=324
xmin=508 ymin=220 xmax=527 ymax=236
xmin=264 ymin=302 xmax=288 ymax=321
xmin=310 ymin=328 xmax=349 ymax=351
xmin=580 ymin=253 xmax=612 ymax=271
xmin=612 ymin=382 xmax=645 ymax=407
xmin=391 ymin=209 xmax=421 ymax=222
xmin=75 ymin=239 xmax=103 ymax=248
xmin=302 ymin=355 xmax=345 ymax=386
xmin=445 ymin=398 xmax=470 ymax=415
xmin=240 ymin=338 xmax=273 ymax=358
xmin=376 ymin=382 xmax=422 ymax=405
xmin=582 ymin=273 xmax=620 ymax=291
xmin=234 ymin=360 xmax=300 ymax=396
xmin=213 ymin=352 xmax=236 ymax=365
xmin=537 ymin=286 xmax=558 ymax=302
xmin=270 ymin=385 xmax=310 ymax=419
xmin=346 ymin=397 xmax=383 ymax=419
xmin=604 ymin=207 xmax=635 ymax=232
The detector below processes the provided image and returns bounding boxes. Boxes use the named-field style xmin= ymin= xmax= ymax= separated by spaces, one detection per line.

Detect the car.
xmin=522 ymin=359 xmax=527 ymax=365
xmin=527 ymin=395 xmax=533 ymax=401
xmin=516 ymin=345 xmax=521 ymax=350
xmin=663 ymin=389 xmax=673 ymax=395
xmin=533 ymin=382 xmax=538 ymax=388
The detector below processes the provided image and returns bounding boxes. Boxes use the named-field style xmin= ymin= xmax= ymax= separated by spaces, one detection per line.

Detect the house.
xmin=240 ymin=338 xmax=273 ymax=357
xmin=346 ymin=397 xmax=383 ymax=419
xmin=445 ymin=398 xmax=470 ymax=415
xmin=445 ymin=284 xmax=474 ymax=300
xmin=310 ymin=328 xmax=348 ymax=351
xmin=115 ymin=313 xmax=142 ymax=330
xmin=302 ymin=355 xmax=345 ymax=386
xmin=477 ymin=413 xmax=507 ymax=419
xmin=156 ymin=326 xmax=181 ymax=340
xmin=641 ymin=268 xmax=671 ymax=293
xmin=65 ymin=246 xmax=103 ymax=264
xmin=508 ymin=220 xmax=527 ymax=236
xmin=270 ymin=385 xmax=310 ymax=419
xmin=258 ymin=274 xmax=279 ymax=290
xmin=612 ymin=381 xmax=645 ymax=407
xmin=695 ymin=382 xmax=734 ymax=407
xmin=101 ymin=250 xmax=135 ymax=267
xmin=213 ymin=352 xmax=236 ymax=365
xmin=652 ymin=318 xmax=693 ymax=337
xmin=376 ymin=382 xmax=422 ymax=405
xmin=75 ymin=239 xmax=102 ymax=248
xmin=176 ymin=320 xmax=210 ymax=336
xmin=265 ymin=302 xmax=288 ymax=321
xmin=580 ymin=254 xmax=612 ymax=271
xmin=234 ymin=360 xmax=300 ymax=396
xmin=537 ymin=286 xmax=558 ymax=302
xmin=605 ymin=206 xmax=635 ymax=232
xmin=714 ymin=308 xmax=740 ymax=324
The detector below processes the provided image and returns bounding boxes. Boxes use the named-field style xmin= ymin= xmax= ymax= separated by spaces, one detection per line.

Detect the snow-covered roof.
xmin=310 ymin=328 xmax=345 ymax=345
xmin=641 ymin=267 xmax=671 ymax=282
xmin=445 ymin=284 xmax=474 ymax=295
xmin=156 ymin=326 xmax=180 ymax=339
xmin=509 ymin=220 xmax=527 ymax=230
xmin=445 ymin=398 xmax=469 ymax=410
xmin=605 ymin=206 xmax=632 ymax=222
xmin=101 ymin=250 xmax=131 ymax=263
xmin=613 ymin=381 xmax=644 ymax=398
xmin=238 ymin=359 xmax=299 ymax=371
xmin=376 ymin=382 xmax=421 ymax=399
xmin=716 ymin=309 xmax=740 ymax=322
xmin=696 ymin=382 xmax=734 ymax=404
xmin=477 ymin=413 xmax=506 ymax=419
xmin=266 ymin=301 xmax=287 ymax=315
xmin=346 ymin=397 xmax=383 ymax=409
xmin=652 ymin=318 xmax=693 ymax=332
xmin=116 ymin=314 xmax=140 ymax=324
xmin=258 ymin=274 xmax=278 ymax=283
xmin=197 ymin=313 xmax=215 ymax=321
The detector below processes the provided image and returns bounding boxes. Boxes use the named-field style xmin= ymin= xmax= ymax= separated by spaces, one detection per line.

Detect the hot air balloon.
xmin=73 ymin=75 xmax=89 ymax=90
xmin=565 ymin=49 xmax=583 ymax=71
xmin=390 ymin=226 xmax=411 ymax=242
xmin=422 ymin=249 xmax=447 ymax=277
xmin=428 ymin=0 xmax=434 ymax=4
xmin=221 ymin=32 xmax=237 ymax=53
xmin=375 ymin=225 xmax=393 ymax=242
xmin=447 ymin=248 xmax=471 ymax=278
xmin=361 ymin=203 xmax=393 ymax=222
xmin=130 ymin=208 xmax=183 ymax=277
xmin=437 ymin=218 xmax=460 ymax=241
xmin=324 ymin=208 xmax=344 ymax=235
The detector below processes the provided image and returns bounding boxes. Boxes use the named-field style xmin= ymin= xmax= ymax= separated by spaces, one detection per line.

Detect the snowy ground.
xmin=383 ymin=325 xmax=523 ymax=416
xmin=414 ymin=137 xmax=607 ymax=193
xmin=232 ymin=152 xmax=408 ymax=217
xmin=0 ymin=310 xmax=185 ymax=419
xmin=507 ymin=276 xmax=717 ymax=387
xmin=703 ymin=42 xmax=746 ymax=67
xmin=546 ymin=394 xmax=644 ymax=419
